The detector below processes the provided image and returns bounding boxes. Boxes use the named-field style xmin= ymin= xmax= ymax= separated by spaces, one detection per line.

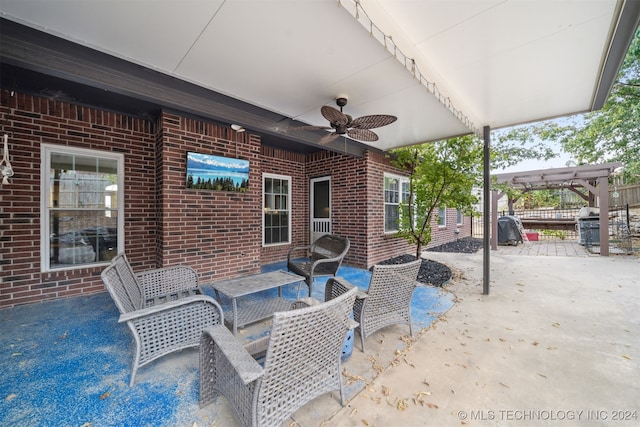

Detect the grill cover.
xmin=497 ymin=216 xmax=523 ymax=245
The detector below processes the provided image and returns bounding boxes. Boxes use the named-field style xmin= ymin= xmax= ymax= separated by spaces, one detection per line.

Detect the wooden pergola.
xmin=491 ymin=162 xmax=623 ymax=256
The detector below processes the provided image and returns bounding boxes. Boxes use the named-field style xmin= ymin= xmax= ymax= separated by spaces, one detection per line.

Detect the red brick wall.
xmin=364 ymin=151 xmax=473 ymax=265
xmin=364 ymin=151 xmax=416 ymax=266
xmin=154 ymin=112 xmax=266 ymax=283
xmin=0 ymin=89 xmax=472 ymax=308
xmin=302 ymin=150 xmax=441 ymax=269
xmin=428 ymin=209 xmax=472 ymax=248
xmin=305 ymin=150 xmax=368 ymax=267
xmin=259 ymin=146 xmax=307 ymax=265
xmin=0 ymin=89 xmax=157 ymax=308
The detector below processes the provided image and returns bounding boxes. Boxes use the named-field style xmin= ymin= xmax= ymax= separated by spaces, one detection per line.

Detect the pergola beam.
xmin=493 ymin=163 xmax=622 ymax=183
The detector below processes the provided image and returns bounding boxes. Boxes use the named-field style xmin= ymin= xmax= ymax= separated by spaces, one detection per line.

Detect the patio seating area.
xmin=0 ymin=260 xmax=454 ymax=427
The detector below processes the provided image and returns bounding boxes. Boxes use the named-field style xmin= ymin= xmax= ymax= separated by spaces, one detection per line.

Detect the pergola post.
xmin=599 ymin=176 xmax=610 ymax=256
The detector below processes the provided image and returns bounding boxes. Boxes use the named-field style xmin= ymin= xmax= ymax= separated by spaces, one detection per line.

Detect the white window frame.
xmin=262 ymin=173 xmax=292 ymax=246
xmin=437 ymin=207 xmax=447 ymax=228
xmin=40 ymin=144 xmax=124 ymax=272
xmin=384 ymin=173 xmax=410 ymax=233
xmin=456 ymin=209 xmax=464 ymax=225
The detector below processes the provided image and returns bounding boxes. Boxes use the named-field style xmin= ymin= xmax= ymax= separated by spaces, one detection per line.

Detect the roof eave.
xmin=592 ymin=0 xmax=640 ymax=111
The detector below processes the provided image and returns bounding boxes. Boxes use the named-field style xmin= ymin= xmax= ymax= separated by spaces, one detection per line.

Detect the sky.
xmin=491 ymin=116 xmax=578 ymax=174
xmin=493 ymin=145 xmax=574 ymax=174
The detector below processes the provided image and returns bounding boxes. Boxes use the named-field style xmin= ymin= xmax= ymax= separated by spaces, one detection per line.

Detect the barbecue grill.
xmin=576 ymin=207 xmax=600 ymax=246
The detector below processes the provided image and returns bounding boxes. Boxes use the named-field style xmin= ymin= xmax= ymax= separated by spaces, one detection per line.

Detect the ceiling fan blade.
xmin=292 ymin=125 xmax=332 ymax=131
xmin=351 ymin=114 xmax=397 ymax=130
xmin=347 ymin=128 xmax=379 ymax=142
xmin=318 ymin=132 xmax=340 ymax=145
xmin=321 ymin=106 xmax=349 ymax=126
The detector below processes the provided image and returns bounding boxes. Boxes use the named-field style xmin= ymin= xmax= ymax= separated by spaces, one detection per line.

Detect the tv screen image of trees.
xmin=186 ymin=152 xmax=249 ymax=192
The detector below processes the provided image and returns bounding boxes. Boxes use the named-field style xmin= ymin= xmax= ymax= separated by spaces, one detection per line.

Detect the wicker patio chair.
xmin=101 ymin=253 xmax=223 ymax=386
xmin=199 ymin=285 xmax=358 ymax=427
xmin=287 ymin=234 xmax=350 ymax=297
xmin=328 ymin=259 xmax=421 ymax=352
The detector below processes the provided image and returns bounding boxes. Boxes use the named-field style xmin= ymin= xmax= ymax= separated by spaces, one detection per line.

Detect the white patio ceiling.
xmin=1 ymin=0 xmax=638 ymax=151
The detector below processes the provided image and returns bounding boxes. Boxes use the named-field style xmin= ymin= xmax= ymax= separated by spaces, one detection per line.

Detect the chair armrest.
xmin=137 ymin=265 xmax=199 ymax=299
xmin=287 ymin=244 xmax=312 ymax=262
xmin=119 ymin=295 xmax=222 ymax=323
xmin=355 ymin=291 xmax=368 ymax=300
xmin=243 ymin=335 xmax=270 ymax=357
xmin=203 ymin=325 xmax=264 ymax=385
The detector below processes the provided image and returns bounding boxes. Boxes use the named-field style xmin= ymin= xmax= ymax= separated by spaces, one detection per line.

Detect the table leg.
xmin=231 ymin=297 xmax=238 ymax=336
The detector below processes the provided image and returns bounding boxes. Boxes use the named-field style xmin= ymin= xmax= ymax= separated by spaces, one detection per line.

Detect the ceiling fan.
xmin=297 ymin=97 xmax=397 ymax=145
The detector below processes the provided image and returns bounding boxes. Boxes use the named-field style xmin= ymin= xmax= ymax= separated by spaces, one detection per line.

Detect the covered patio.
xmin=1 ymin=1 xmax=639 ymax=426
xmin=1 ymin=0 xmax=637 ymax=300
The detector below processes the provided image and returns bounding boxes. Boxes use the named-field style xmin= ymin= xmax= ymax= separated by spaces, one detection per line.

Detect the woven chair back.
xmin=366 ymin=260 xmax=421 ymax=316
xmin=101 ymin=253 xmax=144 ymax=313
xmin=256 ymin=286 xmax=357 ymax=426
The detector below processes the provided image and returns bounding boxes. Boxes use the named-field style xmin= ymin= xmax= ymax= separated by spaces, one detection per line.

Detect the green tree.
xmin=560 ymin=28 xmax=640 ymax=182
xmin=517 ymin=190 xmax=560 ymax=209
xmin=390 ymin=135 xmax=483 ymax=258
xmin=493 ymin=28 xmax=640 ymax=183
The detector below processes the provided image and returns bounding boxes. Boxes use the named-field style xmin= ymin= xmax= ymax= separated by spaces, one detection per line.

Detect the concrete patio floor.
xmin=328 ymin=246 xmax=639 ymax=426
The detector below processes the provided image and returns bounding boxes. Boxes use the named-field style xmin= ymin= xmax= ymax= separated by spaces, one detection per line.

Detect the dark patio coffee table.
xmin=208 ymin=270 xmax=304 ymax=335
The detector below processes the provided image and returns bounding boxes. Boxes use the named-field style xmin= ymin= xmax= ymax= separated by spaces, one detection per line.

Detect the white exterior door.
xmin=310 ymin=177 xmax=331 ymax=243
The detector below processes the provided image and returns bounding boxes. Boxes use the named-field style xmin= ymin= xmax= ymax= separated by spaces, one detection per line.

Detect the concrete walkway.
xmin=325 ymin=249 xmax=639 ymax=426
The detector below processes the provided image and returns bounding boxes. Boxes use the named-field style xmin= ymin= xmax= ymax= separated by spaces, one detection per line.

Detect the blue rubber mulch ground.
xmin=0 ymin=261 xmax=454 ymax=427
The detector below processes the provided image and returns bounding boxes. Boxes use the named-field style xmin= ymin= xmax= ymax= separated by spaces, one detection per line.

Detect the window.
xmin=437 ymin=207 xmax=447 ymax=227
xmin=41 ymin=144 xmax=123 ymax=271
xmin=384 ymin=174 xmax=410 ymax=233
xmin=263 ymin=174 xmax=291 ymax=245
xmin=456 ymin=209 xmax=464 ymax=225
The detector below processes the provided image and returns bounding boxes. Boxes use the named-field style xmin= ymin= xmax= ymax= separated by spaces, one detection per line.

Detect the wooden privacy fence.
xmin=610 ymin=184 xmax=640 ymax=208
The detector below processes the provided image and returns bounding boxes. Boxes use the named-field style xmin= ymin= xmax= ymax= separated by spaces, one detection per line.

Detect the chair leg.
xmin=296 ymin=281 xmax=304 ymax=299
xmin=129 ymin=357 xmax=139 ymax=387
xmin=338 ymin=365 xmax=347 ymax=406
xmin=129 ymin=334 xmax=142 ymax=387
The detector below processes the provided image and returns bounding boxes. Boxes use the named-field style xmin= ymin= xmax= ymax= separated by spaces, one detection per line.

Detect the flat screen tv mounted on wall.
xmin=186 ymin=152 xmax=249 ymax=192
